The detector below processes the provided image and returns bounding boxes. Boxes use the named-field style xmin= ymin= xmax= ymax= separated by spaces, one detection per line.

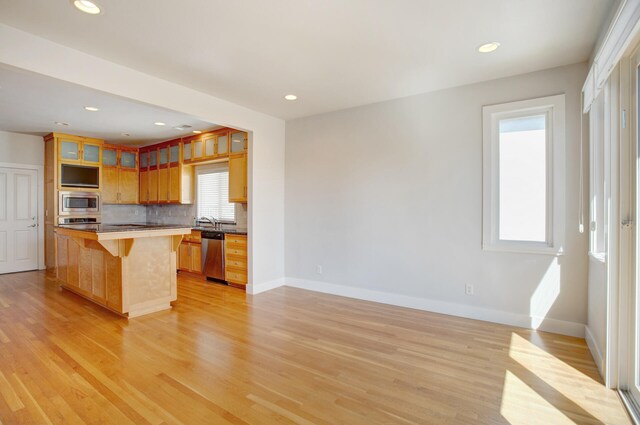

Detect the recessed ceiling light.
xmin=72 ymin=0 xmax=101 ymax=15
xmin=478 ymin=42 xmax=501 ymax=53
xmin=284 ymin=94 xmax=298 ymax=101
xmin=55 ymin=121 xmax=69 ymax=126
xmin=154 ymin=122 xmax=166 ymax=126
xmin=84 ymin=106 xmax=99 ymax=112
xmin=192 ymin=130 xmax=202 ymax=134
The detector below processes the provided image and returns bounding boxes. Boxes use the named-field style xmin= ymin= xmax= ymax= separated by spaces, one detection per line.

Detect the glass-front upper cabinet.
xmin=159 ymin=147 xmax=168 ymax=165
xmin=169 ymin=145 xmax=179 ymax=164
xmin=230 ymin=131 xmax=247 ymax=153
xmin=193 ymin=139 xmax=203 ymax=159
xmin=83 ymin=143 xmax=101 ymax=164
xmin=204 ymin=135 xmax=215 ymax=157
xmin=121 ymin=151 xmax=137 ymax=169
xmin=102 ymin=148 xmax=117 ymax=166
xmin=140 ymin=150 xmax=148 ymax=169
xmin=183 ymin=141 xmax=192 ymax=161
xmin=60 ymin=140 xmax=80 ymax=161
xmin=149 ymin=150 xmax=158 ymax=168
xmin=217 ymin=133 xmax=228 ymax=156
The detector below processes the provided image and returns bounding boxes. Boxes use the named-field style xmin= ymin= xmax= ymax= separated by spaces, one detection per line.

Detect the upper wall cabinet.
xmin=102 ymin=144 xmax=139 ymax=205
xmin=139 ymin=149 xmax=149 ymax=204
xmin=140 ymin=140 xmax=193 ymax=205
xmin=230 ymin=131 xmax=247 ymax=153
xmin=183 ymin=129 xmax=235 ymax=164
xmin=58 ymin=136 xmax=104 ymax=165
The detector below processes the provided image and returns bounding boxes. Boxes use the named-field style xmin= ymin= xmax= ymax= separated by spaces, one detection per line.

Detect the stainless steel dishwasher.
xmin=201 ymin=230 xmax=226 ymax=283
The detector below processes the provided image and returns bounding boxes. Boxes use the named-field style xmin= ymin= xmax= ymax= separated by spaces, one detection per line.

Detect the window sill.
xmin=482 ymin=243 xmax=564 ymax=256
xmin=589 ymin=252 xmax=607 ymax=264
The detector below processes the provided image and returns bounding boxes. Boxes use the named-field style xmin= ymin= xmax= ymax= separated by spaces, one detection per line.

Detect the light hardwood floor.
xmin=0 ymin=271 xmax=631 ymax=424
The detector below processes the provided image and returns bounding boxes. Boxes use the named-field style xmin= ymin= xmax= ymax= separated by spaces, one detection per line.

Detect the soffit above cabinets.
xmin=0 ymin=65 xmax=218 ymax=146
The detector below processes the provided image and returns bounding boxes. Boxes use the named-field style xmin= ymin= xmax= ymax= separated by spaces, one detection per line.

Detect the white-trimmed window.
xmin=196 ymin=164 xmax=235 ymax=223
xmin=482 ymin=94 xmax=565 ymax=255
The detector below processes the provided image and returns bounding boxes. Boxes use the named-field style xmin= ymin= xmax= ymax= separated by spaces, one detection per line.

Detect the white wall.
xmin=0 ymin=130 xmax=44 ymax=165
xmin=0 ymin=25 xmax=285 ymax=290
xmin=285 ymin=62 xmax=589 ymax=336
xmin=587 ymin=257 xmax=607 ymax=373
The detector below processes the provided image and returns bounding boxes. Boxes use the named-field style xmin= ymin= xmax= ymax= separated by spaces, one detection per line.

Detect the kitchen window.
xmin=196 ymin=164 xmax=235 ymax=222
xmin=482 ymin=94 xmax=566 ymax=254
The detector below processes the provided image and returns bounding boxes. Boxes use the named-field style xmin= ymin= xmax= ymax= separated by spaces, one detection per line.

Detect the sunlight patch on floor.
xmin=507 ymin=332 xmax=628 ymax=424
xmin=500 ymin=370 xmax=576 ymax=424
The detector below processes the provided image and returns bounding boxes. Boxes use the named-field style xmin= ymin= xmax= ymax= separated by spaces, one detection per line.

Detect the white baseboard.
xmin=585 ymin=326 xmax=605 ymax=378
xmin=284 ymin=277 xmax=586 ymax=338
xmin=247 ymin=277 xmax=286 ymax=295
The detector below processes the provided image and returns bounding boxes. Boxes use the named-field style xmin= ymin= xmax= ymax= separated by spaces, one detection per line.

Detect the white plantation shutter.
xmin=197 ymin=167 xmax=235 ymax=221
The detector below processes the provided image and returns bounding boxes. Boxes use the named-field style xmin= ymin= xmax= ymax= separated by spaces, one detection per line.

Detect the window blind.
xmin=197 ymin=169 xmax=235 ymax=221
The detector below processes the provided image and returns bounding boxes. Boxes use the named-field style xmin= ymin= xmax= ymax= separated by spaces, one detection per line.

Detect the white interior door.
xmin=0 ymin=167 xmax=38 ymax=274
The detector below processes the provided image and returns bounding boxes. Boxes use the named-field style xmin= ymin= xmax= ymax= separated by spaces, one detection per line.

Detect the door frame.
xmin=0 ymin=162 xmax=45 ymax=271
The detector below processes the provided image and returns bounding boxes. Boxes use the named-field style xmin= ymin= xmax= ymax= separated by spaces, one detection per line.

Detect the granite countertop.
xmin=55 ymin=223 xmax=193 ymax=233
xmin=191 ymin=226 xmax=248 ymax=235
xmin=56 ymin=223 xmax=247 ymax=235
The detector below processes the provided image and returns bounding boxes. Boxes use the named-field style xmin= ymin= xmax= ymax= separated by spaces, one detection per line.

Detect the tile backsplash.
xmin=103 ymin=203 xmax=247 ymax=228
xmin=102 ymin=205 xmax=147 ymax=224
xmin=146 ymin=204 xmax=196 ymax=225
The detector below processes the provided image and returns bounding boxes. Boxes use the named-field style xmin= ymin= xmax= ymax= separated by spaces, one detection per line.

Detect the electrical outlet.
xmin=316 ymin=265 xmax=323 ymax=275
xmin=465 ymin=283 xmax=474 ymax=296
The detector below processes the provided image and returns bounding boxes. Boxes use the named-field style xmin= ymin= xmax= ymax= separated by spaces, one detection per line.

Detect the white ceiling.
xmin=0 ymin=0 xmax=615 ymax=120
xmin=0 ymin=65 xmax=218 ymax=145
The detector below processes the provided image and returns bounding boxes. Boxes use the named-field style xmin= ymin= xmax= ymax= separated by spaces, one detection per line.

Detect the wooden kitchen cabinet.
xmin=58 ymin=135 xmax=104 ymax=165
xmin=183 ymin=129 xmax=231 ymax=165
xmin=225 ymin=234 xmax=247 ymax=287
xmin=178 ymin=231 xmax=202 ymax=274
xmin=148 ymin=149 xmax=158 ymax=203
xmin=102 ymin=144 xmax=139 ymax=204
xmin=229 ymin=153 xmax=247 ymax=203
xmin=230 ymin=130 xmax=247 ymax=153
xmin=139 ymin=140 xmax=192 ymax=205
xmin=139 ymin=149 xmax=149 ymax=204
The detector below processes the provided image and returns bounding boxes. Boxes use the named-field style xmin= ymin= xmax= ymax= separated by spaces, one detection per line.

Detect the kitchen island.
xmin=54 ymin=224 xmax=192 ymax=318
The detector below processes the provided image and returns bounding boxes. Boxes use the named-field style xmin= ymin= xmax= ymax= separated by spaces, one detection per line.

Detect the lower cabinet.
xmin=177 ymin=231 xmax=202 ymax=274
xmin=224 ymin=234 xmax=247 ymax=286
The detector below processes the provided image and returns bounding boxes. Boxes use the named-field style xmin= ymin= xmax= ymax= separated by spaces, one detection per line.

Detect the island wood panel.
xmin=120 ymin=236 xmax=177 ymax=316
xmin=54 ymin=228 xmax=187 ymax=317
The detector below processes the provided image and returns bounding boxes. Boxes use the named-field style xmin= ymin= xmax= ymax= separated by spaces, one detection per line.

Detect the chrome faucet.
xmin=197 ymin=216 xmax=220 ymax=229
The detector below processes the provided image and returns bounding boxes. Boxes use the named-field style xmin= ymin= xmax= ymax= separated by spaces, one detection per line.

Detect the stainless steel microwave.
xmin=59 ymin=191 xmax=100 ymax=216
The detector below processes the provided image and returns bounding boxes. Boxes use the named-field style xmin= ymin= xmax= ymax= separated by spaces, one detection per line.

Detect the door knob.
xmin=28 ymin=224 xmax=37 ymax=228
